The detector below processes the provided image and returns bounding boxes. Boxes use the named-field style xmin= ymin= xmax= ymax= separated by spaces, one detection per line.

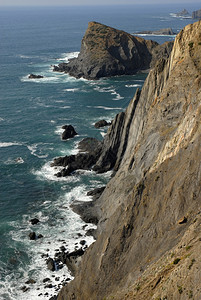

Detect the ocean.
xmin=0 ymin=3 xmax=199 ymax=299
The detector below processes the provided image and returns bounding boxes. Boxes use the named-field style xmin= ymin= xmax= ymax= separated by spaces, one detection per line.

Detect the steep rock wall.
xmin=58 ymin=21 xmax=201 ymax=300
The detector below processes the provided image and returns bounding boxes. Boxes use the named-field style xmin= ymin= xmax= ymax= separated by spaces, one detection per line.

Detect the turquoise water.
xmin=0 ymin=4 xmax=198 ymax=300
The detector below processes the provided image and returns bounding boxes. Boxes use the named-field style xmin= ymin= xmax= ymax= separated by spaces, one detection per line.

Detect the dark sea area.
xmin=0 ymin=3 xmax=199 ymax=299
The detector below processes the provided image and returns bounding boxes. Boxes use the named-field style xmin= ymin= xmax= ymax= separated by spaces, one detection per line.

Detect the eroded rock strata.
xmin=57 ymin=21 xmax=201 ymax=300
xmin=53 ymin=22 xmax=173 ymax=80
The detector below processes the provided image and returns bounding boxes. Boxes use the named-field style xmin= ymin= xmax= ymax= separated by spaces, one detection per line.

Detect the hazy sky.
xmin=0 ymin=0 xmax=200 ymax=6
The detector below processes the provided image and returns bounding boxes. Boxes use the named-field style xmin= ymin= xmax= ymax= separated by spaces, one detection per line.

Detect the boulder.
xmin=29 ymin=218 xmax=40 ymax=225
xmin=29 ymin=232 xmax=36 ymax=240
xmin=46 ymin=258 xmax=55 ymax=271
xmin=94 ymin=120 xmax=111 ymax=128
xmin=61 ymin=125 xmax=77 ymax=140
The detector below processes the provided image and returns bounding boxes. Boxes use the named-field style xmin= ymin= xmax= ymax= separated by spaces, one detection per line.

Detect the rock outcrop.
xmin=176 ymin=9 xmax=190 ymax=17
xmin=192 ymin=9 xmax=201 ymax=19
xmin=28 ymin=74 xmax=44 ymax=79
xmin=61 ymin=125 xmax=77 ymax=140
xmin=57 ymin=20 xmax=201 ymax=300
xmin=136 ymin=28 xmax=175 ymax=35
xmin=53 ymin=22 xmax=173 ymax=80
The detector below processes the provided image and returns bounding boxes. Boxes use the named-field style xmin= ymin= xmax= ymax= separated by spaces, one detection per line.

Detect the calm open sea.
xmin=0 ymin=3 xmax=199 ymax=299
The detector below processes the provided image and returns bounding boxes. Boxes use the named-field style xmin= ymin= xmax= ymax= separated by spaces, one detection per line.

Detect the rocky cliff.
xmin=54 ymin=22 xmax=173 ymax=80
xmin=192 ymin=9 xmax=201 ymax=19
xmin=58 ymin=21 xmax=201 ymax=300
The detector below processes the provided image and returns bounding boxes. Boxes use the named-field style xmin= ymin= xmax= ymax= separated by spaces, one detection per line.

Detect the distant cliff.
xmin=192 ymin=9 xmax=201 ymax=19
xmin=54 ymin=22 xmax=172 ymax=80
xmin=57 ymin=20 xmax=201 ymax=300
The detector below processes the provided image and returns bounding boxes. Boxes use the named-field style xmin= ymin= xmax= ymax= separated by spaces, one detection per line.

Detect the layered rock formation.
xmin=54 ymin=22 xmax=173 ymax=80
xmin=58 ymin=21 xmax=201 ymax=300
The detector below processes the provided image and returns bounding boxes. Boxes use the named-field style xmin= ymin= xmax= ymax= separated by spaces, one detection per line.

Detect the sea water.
xmin=0 ymin=3 xmax=198 ymax=300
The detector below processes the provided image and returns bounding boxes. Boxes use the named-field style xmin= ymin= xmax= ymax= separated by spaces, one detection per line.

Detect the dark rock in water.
xmin=52 ymin=137 xmax=102 ymax=177
xmin=94 ymin=119 xmax=111 ymax=128
xmin=78 ymin=137 xmax=102 ymax=154
xmin=29 ymin=232 xmax=36 ymax=240
xmin=25 ymin=278 xmax=36 ymax=284
xmin=86 ymin=228 xmax=96 ymax=237
xmin=71 ymin=201 xmax=99 ymax=225
xmin=49 ymin=296 xmax=57 ymax=300
xmin=61 ymin=125 xmax=77 ymax=140
xmin=29 ymin=218 xmax=40 ymax=225
xmin=43 ymin=278 xmax=51 ymax=283
xmin=28 ymin=74 xmax=44 ymax=79
xmin=53 ymin=21 xmax=158 ymax=80
xmin=46 ymin=258 xmax=55 ymax=271
xmin=38 ymin=234 xmax=43 ymax=239
xmin=60 ymin=246 xmax=66 ymax=252
xmin=80 ymin=240 xmax=86 ymax=245
xmin=65 ymin=248 xmax=84 ymax=276
xmin=45 ymin=284 xmax=53 ymax=288
xmin=21 ymin=286 xmax=30 ymax=292
xmin=87 ymin=186 xmax=106 ymax=200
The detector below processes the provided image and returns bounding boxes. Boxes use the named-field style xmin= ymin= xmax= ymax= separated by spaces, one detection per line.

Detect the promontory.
xmin=53 ymin=21 xmax=173 ymax=80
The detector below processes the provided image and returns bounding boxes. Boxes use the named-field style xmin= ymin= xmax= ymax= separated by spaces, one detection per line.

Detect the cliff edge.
xmin=58 ymin=21 xmax=201 ymax=300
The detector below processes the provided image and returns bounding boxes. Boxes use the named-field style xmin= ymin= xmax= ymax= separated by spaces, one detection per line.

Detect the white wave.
xmin=33 ymin=161 xmax=79 ymax=182
xmin=26 ymin=144 xmax=49 ymax=159
xmin=0 ymin=117 xmax=4 ymax=122
xmin=54 ymin=126 xmax=64 ymax=136
xmin=125 ymin=84 xmax=142 ymax=88
xmin=100 ymin=132 xmax=107 ymax=138
xmin=64 ymin=88 xmax=80 ymax=92
xmin=60 ymin=106 xmax=71 ymax=109
xmin=4 ymin=157 xmax=24 ymax=165
xmin=87 ymin=105 xmax=122 ymax=110
xmin=0 ymin=142 xmax=22 ymax=148
xmin=50 ymin=120 xmax=56 ymax=123
xmin=112 ymin=93 xmax=124 ymax=101
xmin=134 ymin=33 xmax=176 ymax=37
xmin=58 ymin=51 xmax=79 ymax=62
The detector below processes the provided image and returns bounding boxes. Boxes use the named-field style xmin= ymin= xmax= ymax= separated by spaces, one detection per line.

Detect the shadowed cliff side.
xmin=58 ymin=21 xmax=201 ymax=300
xmin=54 ymin=21 xmax=173 ymax=80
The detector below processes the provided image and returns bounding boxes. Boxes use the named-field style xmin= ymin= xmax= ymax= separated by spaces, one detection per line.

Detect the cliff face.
xmin=54 ymin=22 xmax=172 ymax=80
xmin=58 ymin=21 xmax=201 ymax=300
xmin=192 ymin=9 xmax=201 ymax=19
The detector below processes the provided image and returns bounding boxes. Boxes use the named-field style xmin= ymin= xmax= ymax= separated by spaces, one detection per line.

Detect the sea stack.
xmin=54 ymin=22 xmax=161 ymax=79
